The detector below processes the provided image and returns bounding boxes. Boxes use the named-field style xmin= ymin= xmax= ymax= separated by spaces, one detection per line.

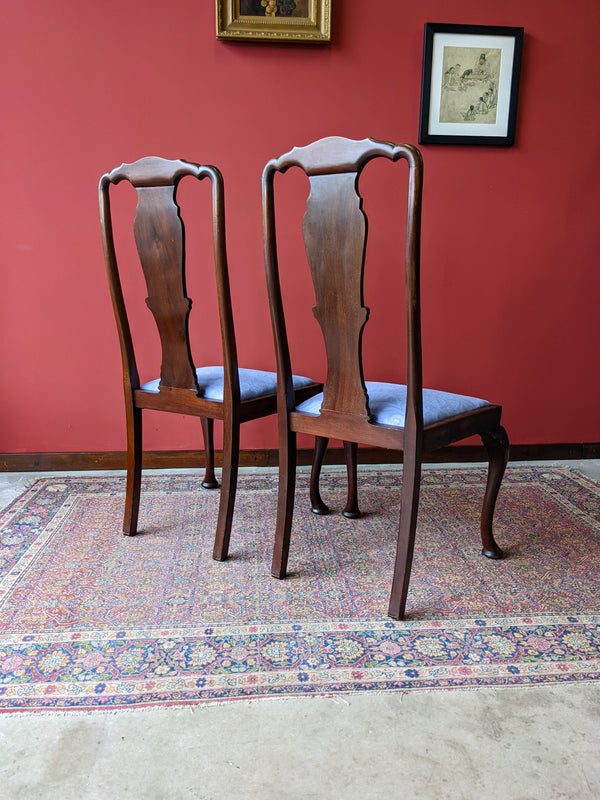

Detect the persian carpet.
xmin=1 ymin=466 xmax=599 ymax=712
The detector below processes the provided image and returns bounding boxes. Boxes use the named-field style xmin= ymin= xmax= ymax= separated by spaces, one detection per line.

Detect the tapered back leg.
xmin=271 ymin=428 xmax=298 ymax=579
xmin=123 ymin=405 xmax=142 ymax=536
xmin=387 ymin=439 xmax=423 ymax=619
xmin=212 ymin=419 xmax=240 ymax=561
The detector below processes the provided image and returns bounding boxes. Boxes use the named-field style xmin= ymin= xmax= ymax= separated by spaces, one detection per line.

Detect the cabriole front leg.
xmin=342 ymin=440 xmax=360 ymax=518
xmin=200 ymin=417 xmax=219 ymax=489
xmin=310 ymin=436 xmax=330 ymax=515
xmin=480 ymin=426 xmax=509 ymax=559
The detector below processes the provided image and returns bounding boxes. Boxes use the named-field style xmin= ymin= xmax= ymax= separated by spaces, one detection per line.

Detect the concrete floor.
xmin=1 ymin=462 xmax=599 ymax=800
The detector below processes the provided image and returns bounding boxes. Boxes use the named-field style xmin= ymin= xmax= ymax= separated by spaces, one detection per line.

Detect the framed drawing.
xmin=419 ymin=23 xmax=524 ymax=146
xmin=216 ymin=0 xmax=331 ymax=44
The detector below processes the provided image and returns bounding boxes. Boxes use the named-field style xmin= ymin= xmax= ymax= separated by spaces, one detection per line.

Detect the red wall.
xmin=2 ymin=0 xmax=599 ymax=454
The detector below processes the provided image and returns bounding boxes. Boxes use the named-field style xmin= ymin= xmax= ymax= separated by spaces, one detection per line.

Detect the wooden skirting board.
xmin=1 ymin=444 xmax=599 ymax=472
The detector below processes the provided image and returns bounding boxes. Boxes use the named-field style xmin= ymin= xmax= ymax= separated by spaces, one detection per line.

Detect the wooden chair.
xmin=99 ymin=156 xmax=322 ymax=559
xmin=262 ymin=136 xmax=509 ymax=619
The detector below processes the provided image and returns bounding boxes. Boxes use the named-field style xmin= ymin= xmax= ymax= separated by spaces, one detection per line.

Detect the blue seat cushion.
xmin=141 ymin=367 xmax=315 ymax=402
xmin=295 ymin=381 xmax=490 ymax=428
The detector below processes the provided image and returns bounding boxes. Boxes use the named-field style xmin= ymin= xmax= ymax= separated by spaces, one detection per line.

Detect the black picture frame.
xmin=419 ymin=23 xmax=524 ymax=146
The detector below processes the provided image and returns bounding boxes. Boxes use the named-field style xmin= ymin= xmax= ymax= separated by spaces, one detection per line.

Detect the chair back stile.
xmin=402 ymin=145 xmax=424 ymax=450
xmin=262 ymin=164 xmax=295 ymax=416
xmin=207 ymin=164 xmax=241 ymax=409
xmin=99 ymin=172 xmax=141 ymax=395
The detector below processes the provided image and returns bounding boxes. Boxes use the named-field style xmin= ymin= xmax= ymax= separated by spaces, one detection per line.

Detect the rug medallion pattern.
xmin=1 ymin=467 xmax=599 ymax=711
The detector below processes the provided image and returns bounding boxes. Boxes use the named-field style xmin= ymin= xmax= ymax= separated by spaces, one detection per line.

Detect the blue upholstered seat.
xmin=295 ymin=381 xmax=490 ymax=427
xmin=142 ymin=367 xmax=315 ymax=402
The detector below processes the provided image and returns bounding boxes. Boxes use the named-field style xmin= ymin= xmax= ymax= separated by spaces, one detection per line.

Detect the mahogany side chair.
xmin=262 ymin=136 xmax=509 ymax=619
xmin=99 ymin=156 xmax=323 ymax=559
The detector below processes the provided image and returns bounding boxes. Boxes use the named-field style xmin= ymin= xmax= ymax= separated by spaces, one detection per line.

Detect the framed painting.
xmin=216 ymin=0 xmax=331 ymax=43
xmin=419 ymin=23 xmax=524 ymax=146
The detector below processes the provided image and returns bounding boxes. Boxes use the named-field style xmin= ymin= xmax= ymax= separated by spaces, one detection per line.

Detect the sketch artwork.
xmin=439 ymin=47 xmax=501 ymax=124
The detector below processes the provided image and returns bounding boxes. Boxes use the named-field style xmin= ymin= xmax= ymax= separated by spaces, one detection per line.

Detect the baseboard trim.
xmin=1 ymin=443 xmax=599 ymax=472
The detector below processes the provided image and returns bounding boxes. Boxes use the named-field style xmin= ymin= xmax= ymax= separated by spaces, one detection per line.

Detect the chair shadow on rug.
xmin=262 ymin=136 xmax=509 ymax=619
xmin=99 ymin=156 xmax=325 ymax=559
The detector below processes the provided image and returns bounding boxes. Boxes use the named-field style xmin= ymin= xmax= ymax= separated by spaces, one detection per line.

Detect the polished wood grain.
xmin=263 ymin=136 xmax=510 ymax=619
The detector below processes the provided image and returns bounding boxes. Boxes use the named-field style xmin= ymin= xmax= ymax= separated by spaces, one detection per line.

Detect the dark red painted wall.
xmin=2 ymin=0 xmax=599 ymax=453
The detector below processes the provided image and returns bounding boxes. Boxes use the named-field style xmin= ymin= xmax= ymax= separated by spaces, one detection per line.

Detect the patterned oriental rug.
xmin=1 ymin=466 xmax=599 ymax=713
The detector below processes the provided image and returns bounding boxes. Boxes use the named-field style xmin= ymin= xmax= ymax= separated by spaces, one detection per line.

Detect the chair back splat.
xmin=262 ymin=137 xmax=509 ymax=619
xmin=99 ymin=156 xmax=321 ymax=558
xmin=134 ymin=183 xmax=202 ymax=393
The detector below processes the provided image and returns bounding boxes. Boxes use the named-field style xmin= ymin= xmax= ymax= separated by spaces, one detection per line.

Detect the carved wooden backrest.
xmin=99 ymin=157 xmax=234 ymax=397
xmin=263 ymin=137 xmax=423 ymax=424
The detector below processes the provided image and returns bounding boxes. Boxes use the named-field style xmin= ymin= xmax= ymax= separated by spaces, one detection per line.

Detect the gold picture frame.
xmin=216 ymin=1 xmax=331 ymax=44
